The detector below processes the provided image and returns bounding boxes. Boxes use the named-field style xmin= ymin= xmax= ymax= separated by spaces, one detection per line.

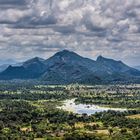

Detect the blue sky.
xmin=0 ymin=0 xmax=140 ymax=66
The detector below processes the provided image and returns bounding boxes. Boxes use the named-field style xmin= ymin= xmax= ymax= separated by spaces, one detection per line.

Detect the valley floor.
xmin=0 ymin=84 xmax=140 ymax=140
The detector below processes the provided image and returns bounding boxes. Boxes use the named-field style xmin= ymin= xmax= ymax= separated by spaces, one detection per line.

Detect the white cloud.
xmin=0 ymin=0 xmax=139 ymax=65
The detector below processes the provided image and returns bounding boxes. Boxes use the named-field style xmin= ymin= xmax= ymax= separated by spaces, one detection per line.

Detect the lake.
xmin=58 ymin=99 xmax=127 ymax=115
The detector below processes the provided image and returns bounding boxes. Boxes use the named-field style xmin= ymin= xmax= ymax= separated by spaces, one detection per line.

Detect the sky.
xmin=0 ymin=0 xmax=140 ymax=66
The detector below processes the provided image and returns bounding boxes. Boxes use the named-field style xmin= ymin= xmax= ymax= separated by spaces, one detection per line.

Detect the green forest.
xmin=0 ymin=84 xmax=140 ymax=140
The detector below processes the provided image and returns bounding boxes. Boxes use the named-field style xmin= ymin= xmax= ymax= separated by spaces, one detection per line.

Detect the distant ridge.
xmin=0 ymin=50 xmax=140 ymax=84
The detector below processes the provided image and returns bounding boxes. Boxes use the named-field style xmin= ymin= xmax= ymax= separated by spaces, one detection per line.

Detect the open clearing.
xmin=126 ymin=114 xmax=140 ymax=119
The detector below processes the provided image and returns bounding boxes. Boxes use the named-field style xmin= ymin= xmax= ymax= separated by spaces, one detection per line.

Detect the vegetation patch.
xmin=0 ymin=84 xmax=140 ymax=139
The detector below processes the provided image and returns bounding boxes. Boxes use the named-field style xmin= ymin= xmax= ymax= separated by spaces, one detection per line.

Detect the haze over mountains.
xmin=0 ymin=50 xmax=140 ymax=84
xmin=0 ymin=59 xmax=22 ymax=72
xmin=134 ymin=66 xmax=140 ymax=71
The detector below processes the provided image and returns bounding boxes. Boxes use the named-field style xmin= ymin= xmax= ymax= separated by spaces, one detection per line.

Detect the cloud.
xmin=0 ymin=0 xmax=27 ymax=5
xmin=0 ymin=0 xmax=139 ymax=66
xmin=0 ymin=0 xmax=29 ymax=9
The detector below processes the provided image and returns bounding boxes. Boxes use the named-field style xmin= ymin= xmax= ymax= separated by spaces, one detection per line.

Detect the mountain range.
xmin=0 ymin=50 xmax=140 ymax=84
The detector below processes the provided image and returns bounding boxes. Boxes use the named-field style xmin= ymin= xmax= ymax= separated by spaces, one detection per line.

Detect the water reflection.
xmin=58 ymin=99 xmax=127 ymax=115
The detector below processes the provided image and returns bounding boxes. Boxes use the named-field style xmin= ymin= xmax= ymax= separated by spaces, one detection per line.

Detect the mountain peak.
xmin=52 ymin=50 xmax=83 ymax=61
xmin=28 ymin=57 xmax=44 ymax=62
xmin=96 ymin=55 xmax=106 ymax=61
xmin=55 ymin=50 xmax=75 ymax=56
xmin=61 ymin=49 xmax=71 ymax=53
xmin=97 ymin=55 xmax=124 ymax=64
xmin=23 ymin=57 xmax=45 ymax=65
xmin=8 ymin=65 xmax=12 ymax=68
